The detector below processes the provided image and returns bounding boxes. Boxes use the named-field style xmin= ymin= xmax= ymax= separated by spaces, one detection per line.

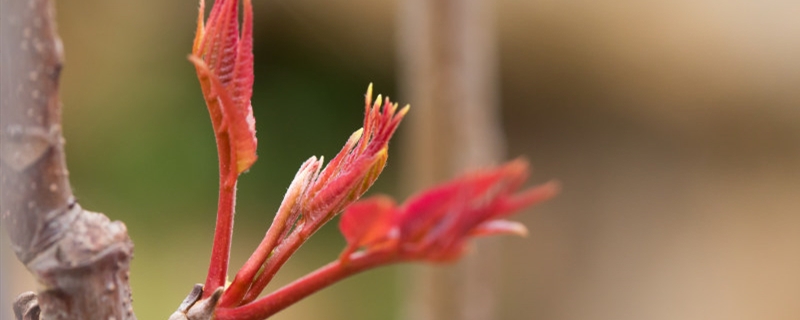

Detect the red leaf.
xmin=339 ymin=195 xmax=397 ymax=259
xmin=337 ymin=159 xmax=559 ymax=262
xmin=192 ymin=0 xmax=258 ymax=175
xmin=300 ymin=85 xmax=408 ymax=226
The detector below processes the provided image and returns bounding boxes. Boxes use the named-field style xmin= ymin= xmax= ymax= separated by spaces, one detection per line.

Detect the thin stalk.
xmin=239 ymin=229 xmax=307 ymax=304
xmin=215 ymin=250 xmax=398 ymax=320
xmin=204 ymin=133 xmax=237 ymax=297
xmin=219 ymin=220 xmax=286 ymax=307
xmin=237 ymin=218 xmax=337 ymax=304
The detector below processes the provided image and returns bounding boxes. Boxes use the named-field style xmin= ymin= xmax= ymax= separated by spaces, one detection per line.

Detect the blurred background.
xmin=2 ymin=0 xmax=800 ymax=319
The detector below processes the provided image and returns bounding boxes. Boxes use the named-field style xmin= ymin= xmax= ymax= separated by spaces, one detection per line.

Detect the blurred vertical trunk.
xmin=397 ymin=0 xmax=505 ymax=319
xmin=0 ymin=0 xmax=136 ymax=319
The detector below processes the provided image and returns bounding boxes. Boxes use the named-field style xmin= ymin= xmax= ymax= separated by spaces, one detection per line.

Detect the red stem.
xmin=239 ymin=229 xmax=307 ymax=304
xmin=215 ymin=250 xmax=398 ymax=320
xmin=222 ymin=200 xmax=342 ymax=306
xmin=219 ymin=220 xmax=285 ymax=307
xmin=236 ymin=218 xmax=345 ymax=304
xmin=204 ymin=133 xmax=237 ymax=298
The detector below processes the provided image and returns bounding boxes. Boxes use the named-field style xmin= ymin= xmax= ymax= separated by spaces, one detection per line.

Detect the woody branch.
xmin=0 ymin=0 xmax=136 ymax=319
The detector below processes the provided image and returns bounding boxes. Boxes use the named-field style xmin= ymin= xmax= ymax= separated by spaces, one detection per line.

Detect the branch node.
xmin=170 ymin=285 xmax=223 ymax=320
xmin=13 ymin=292 xmax=40 ymax=320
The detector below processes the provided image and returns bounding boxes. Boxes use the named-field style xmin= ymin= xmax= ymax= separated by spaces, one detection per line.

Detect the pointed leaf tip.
xmin=349 ymin=128 xmax=365 ymax=144
xmin=398 ymin=104 xmax=411 ymax=117
xmin=471 ymin=220 xmax=529 ymax=238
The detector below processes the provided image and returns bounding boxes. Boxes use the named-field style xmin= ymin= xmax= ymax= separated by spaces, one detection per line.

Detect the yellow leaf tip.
xmin=366 ymin=83 xmax=374 ymax=103
xmin=349 ymin=128 xmax=365 ymax=143
xmin=399 ymin=104 xmax=411 ymax=116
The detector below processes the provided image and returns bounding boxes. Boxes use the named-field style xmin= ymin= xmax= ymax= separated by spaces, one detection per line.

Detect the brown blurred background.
xmin=2 ymin=0 xmax=799 ymax=319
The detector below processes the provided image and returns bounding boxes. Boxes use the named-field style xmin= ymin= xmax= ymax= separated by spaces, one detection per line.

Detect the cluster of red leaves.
xmin=217 ymin=85 xmax=408 ymax=310
xmin=339 ymin=159 xmax=559 ymax=263
xmin=215 ymin=160 xmax=558 ymax=320
xmin=275 ymin=85 xmax=409 ymax=239
xmin=186 ymin=0 xmax=557 ymax=319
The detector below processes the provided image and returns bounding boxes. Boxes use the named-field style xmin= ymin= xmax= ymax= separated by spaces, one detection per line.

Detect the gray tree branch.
xmin=1 ymin=0 xmax=136 ymax=319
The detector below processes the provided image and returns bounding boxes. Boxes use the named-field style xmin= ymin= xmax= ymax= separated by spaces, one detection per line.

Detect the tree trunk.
xmin=397 ymin=0 xmax=505 ymax=319
xmin=0 ymin=0 xmax=136 ymax=319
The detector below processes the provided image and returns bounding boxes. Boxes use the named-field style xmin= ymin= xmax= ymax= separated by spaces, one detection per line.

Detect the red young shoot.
xmin=215 ymin=160 xmax=556 ymax=319
xmin=192 ymin=0 xmax=258 ymax=297
xmin=219 ymin=85 xmax=408 ymax=308
xmin=188 ymin=1 xmax=558 ymax=319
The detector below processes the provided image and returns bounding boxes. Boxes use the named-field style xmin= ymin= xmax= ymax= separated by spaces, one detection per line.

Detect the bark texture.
xmin=398 ymin=0 xmax=506 ymax=319
xmin=0 ymin=0 xmax=136 ymax=319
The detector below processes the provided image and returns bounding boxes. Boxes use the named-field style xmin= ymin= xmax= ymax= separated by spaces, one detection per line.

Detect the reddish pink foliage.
xmin=191 ymin=0 xmax=258 ymax=298
xmin=339 ymin=195 xmax=397 ymax=253
xmin=187 ymin=2 xmax=559 ymax=319
xmin=216 ymin=85 xmax=408 ymax=309
xmin=339 ymin=159 xmax=560 ymax=262
xmin=214 ymin=159 xmax=557 ymax=319
xmin=299 ymin=86 xmax=409 ymax=229
xmin=191 ymin=0 xmax=257 ymax=176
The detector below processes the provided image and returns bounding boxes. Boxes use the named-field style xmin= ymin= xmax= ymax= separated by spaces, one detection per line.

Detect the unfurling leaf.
xmin=283 ymin=84 xmax=408 ymax=233
xmin=191 ymin=0 xmax=257 ymax=176
xmin=339 ymin=159 xmax=559 ymax=262
xmin=338 ymin=195 xmax=397 ymax=259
